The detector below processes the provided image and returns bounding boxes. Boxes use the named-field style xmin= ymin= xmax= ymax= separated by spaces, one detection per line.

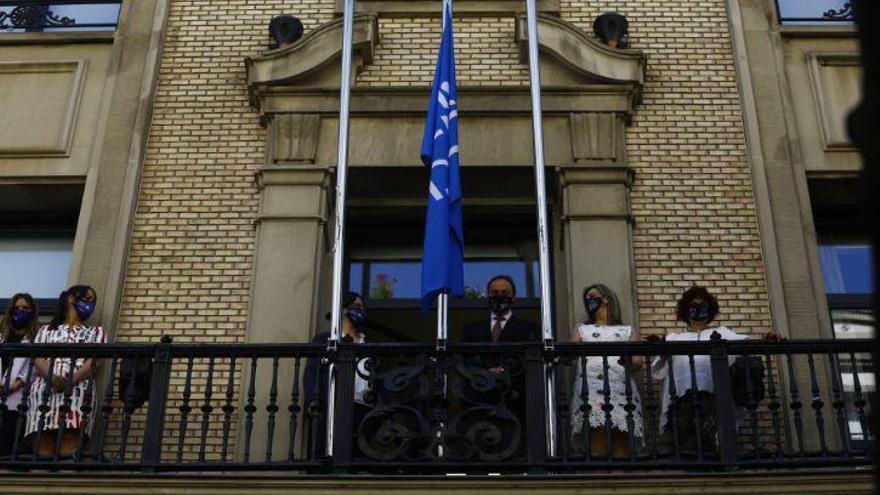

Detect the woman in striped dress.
xmin=26 ymin=285 xmax=105 ymax=458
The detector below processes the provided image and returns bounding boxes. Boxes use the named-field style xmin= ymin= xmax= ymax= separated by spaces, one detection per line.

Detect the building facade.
xmin=0 ymin=0 xmax=872 ymax=492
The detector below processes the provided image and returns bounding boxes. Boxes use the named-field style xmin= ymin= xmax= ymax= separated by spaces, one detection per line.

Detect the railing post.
xmin=331 ymin=345 xmax=355 ymax=470
xmin=525 ymin=344 xmax=548 ymax=467
xmin=140 ymin=335 xmax=173 ymax=470
xmin=709 ymin=332 xmax=738 ymax=465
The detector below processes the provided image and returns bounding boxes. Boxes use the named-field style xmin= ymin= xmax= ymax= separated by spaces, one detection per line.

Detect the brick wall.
xmin=116 ymin=0 xmax=772 ymax=459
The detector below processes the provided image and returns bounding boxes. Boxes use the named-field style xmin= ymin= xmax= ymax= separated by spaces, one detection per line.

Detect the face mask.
xmin=74 ymin=299 xmax=95 ymax=322
xmin=688 ymin=303 xmax=710 ymax=322
xmin=489 ymin=295 xmax=512 ymax=315
xmin=10 ymin=309 xmax=33 ymax=329
xmin=346 ymin=307 xmax=367 ymax=328
xmin=585 ymin=297 xmax=603 ymax=316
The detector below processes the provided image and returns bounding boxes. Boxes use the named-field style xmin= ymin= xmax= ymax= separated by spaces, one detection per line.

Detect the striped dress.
xmin=26 ymin=324 xmax=105 ymax=437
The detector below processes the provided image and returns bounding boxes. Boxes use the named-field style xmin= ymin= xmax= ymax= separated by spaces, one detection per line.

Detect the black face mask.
xmin=688 ymin=303 xmax=711 ymax=322
xmin=489 ymin=295 xmax=512 ymax=315
xmin=585 ymin=297 xmax=603 ymax=317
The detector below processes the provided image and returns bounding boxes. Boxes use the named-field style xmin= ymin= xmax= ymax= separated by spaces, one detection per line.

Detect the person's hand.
xmin=487 ymin=366 xmax=505 ymax=374
xmin=643 ymin=334 xmax=665 ymax=343
xmin=50 ymin=375 xmax=66 ymax=394
xmin=763 ymin=332 xmax=785 ymax=342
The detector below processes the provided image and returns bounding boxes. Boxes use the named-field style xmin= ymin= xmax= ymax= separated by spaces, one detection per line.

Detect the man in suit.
xmin=462 ymin=275 xmax=539 ymax=346
xmin=459 ymin=275 xmax=538 ymax=462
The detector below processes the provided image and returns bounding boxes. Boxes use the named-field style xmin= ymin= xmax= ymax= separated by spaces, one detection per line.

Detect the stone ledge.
xmin=0 ymin=470 xmax=871 ymax=494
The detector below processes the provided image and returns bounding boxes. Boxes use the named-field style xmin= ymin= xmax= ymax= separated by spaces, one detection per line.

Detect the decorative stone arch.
xmin=244 ymin=12 xmax=646 ymax=347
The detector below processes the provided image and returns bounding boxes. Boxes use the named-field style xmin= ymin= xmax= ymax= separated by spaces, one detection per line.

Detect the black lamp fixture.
xmin=593 ymin=12 xmax=629 ymax=49
xmin=269 ymin=15 xmax=304 ymax=49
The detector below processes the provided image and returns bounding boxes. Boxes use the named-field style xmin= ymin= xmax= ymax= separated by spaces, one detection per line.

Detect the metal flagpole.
xmin=436 ymin=0 xmax=451 ymax=351
xmin=325 ymin=0 xmax=356 ymax=457
xmin=524 ymin=0 xmax=557 ymax=457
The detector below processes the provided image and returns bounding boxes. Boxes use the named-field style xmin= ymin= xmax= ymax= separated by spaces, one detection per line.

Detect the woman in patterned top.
xmin=26 ymin=285 xmax=105 ymax=458
xmin=569 ymin=283 xmax=643 ymax=458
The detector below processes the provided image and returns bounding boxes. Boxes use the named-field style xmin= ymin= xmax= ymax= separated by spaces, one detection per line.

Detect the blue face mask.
xmin=74 ymin=299 xmax=95 ymax=322
xmin=10 ymin=309 xmax=33 ymax=329
xmin=688 ymin=303 xmax=711 ymax=322
xmin=347 ymin=307 xmax=367 ymax=328
xmin=585 ymin=297 xmax=603 ymax=316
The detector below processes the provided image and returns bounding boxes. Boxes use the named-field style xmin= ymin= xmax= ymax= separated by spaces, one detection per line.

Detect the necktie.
xmin=491 ymin=316 xmax=505 ymax=342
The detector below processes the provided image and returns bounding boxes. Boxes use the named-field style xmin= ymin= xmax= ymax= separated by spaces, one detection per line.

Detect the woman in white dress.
xmin=569 ymin=283 xmax=643 ymax=457
xmin=26 ymin=285 xmax=105 ymax=458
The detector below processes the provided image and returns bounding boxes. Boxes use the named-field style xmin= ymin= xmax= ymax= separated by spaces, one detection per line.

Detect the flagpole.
xmin=325 ymin=0 xmax=356 ymax=457
xmin=524 ymin=0 xmax=557 ymax=457
xmin=435 ymin=0 xmax=452 ymax=351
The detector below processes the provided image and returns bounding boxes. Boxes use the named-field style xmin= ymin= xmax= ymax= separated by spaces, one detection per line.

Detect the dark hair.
xmin=343 ymin=291 xmax=363 ymax=309
xmin=581 ymin=283 xmax=623 ymax=325
xmin=325 ymin=291 xmax=364 ymax=320
xmin=49 ymin=285 xmax=97 ymax=330
xmin=0 ymin=293 xmax=39 ymax=343
xmin=676 ymin=285 xmax=719 ymax=324
xmin=486 ymin=275 xmax=517 ymax=297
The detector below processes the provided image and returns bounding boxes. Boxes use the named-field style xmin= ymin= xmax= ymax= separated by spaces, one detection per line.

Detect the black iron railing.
xmin=0 ymin=0 xmax=121 ymax=32
xmin=775 ymin=1 xmax=855 ymax=24
xmin=0 ymin=335 xmax=871 ymax=473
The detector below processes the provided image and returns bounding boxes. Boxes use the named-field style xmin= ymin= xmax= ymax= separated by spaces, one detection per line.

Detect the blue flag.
xmin=420 ymin=3 xmax=464 ymax=313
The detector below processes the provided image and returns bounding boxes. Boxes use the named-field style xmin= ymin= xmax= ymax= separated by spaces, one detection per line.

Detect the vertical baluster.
xmin=53 ymin=354 xmax=77 ymax=462
xmin=622 ymin=353 xmax=636 ymax=462
xmin=118 ymin=357 xmax=140 ymax=461
xmin=220 ymin=355 xmax=236 ymax=463
xmin=686 ymin=354 xmax=704 ymax=460
xmin=243 ymin=356 xmax=258 ymax=463
xmin=806 ymin=353 xmax=828 ymax=456
xmin=848 ymin=352 xmax=868 ymax=452
xmin=666 ymin=355 xmax=680 ymax=460
xmin=579 ymin=355 xmax=591 ymax=460
xmin=763 ymin=354 xmax=783 ymax=459
xmin=288 ymin=356 xmax=302 ymax=462
xmin=643 ymin=353 xmax=659 ymax=462
xmin=555 ymin=357 xmax=570 ymax=461
xmin=601 ymin=354 xmax=613 ymax=461
xmin=74 ymin=353 xmax=97 ymax=462
xmin=176 ymin=357 xmax=194 ymax=464
xmin=33 ymin=357 xmax=56 ymax=461
xmin=198 ymin=356 xmax=215 ymax=463
xmin=828 ymin=353 xmax=850 ymax=456
xmin=265 ymin=355 xmax=280 ymax=462
xmin=743 ymin=353 xmax=761 ymax=457
xmin=93 ymin=357 xmax=117 ymax=462
xmin=785 ymin=353 xmax=805 ymax=457
xmin=12 ymin=359 xmax=35 ymax=461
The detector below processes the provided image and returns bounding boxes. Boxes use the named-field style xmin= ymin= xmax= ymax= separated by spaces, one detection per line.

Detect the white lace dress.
xmin=569 ymin=324 xmax=644 ymax=438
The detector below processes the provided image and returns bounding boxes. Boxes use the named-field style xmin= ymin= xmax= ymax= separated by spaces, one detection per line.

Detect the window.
xmin=775 ymin=0 xmax=854 ymax=25
xmin=0 ymin=182 xmax=83 ymax=316
xmin=0 ymin=2 xmax=121 ymax=33
xmin=809 ymin=177 xmax=874 ymax=447
xmin=339 ymin=166 xmax=554 ymax=342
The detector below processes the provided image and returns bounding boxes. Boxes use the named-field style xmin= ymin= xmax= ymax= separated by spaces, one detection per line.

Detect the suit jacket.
xmin=462 ymin=314 xmax=539 ymax=343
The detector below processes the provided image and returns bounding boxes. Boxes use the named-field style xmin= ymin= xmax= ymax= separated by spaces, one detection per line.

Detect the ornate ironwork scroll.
xmin=355 ymin=350 xmax=525 ymax=464
xmin=823 ymin=2 xmax=854 ymax=21
xmin=0 ymin=5 xmax=75 ymax=29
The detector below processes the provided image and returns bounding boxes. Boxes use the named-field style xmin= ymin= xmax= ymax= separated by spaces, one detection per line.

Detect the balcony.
xmin=0 ymin=334 xmax=870 ymax=481
xmin=0 ymin=0 xmax=121 ymax=32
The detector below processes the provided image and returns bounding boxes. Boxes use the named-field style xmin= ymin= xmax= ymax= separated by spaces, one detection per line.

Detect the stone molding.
xmin=246 ymin=13 xmax=379 ymax=108
xmin=514 ymin=14 xmax=646 ymax=91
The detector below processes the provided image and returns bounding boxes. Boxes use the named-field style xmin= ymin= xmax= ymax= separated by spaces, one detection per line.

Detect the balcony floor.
xmin=0 ymin=469 xmax=872 ymax=494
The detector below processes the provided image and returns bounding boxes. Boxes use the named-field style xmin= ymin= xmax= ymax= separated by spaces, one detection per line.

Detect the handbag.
xmin=729 ymin=356 xmax=765 ymax=407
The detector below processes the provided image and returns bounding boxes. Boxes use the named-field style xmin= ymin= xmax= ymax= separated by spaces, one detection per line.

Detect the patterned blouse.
xmin=26 ymin=324 xmax=105 ymax=437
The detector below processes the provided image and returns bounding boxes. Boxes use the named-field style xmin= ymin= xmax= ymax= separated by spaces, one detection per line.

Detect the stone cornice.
xmin=246 ymin=13 xmax=379 ymax=108
xmin=515 ymin=14 xmax=646 ymax=90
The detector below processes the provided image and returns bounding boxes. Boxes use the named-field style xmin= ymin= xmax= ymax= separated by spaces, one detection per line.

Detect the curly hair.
xmin=676 ymin=286 xmax=719 ymax=324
